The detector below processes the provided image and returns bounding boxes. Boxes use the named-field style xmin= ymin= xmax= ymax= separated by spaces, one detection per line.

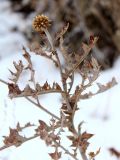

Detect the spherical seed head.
xmin=32 ymin=15 xmax=51 ymax=33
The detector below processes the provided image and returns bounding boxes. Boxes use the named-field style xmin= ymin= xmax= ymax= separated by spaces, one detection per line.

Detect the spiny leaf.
xmin=8 ymin=83 xmax=21 ymax=98
xmin=3 ymin=128 xmax=27 ymax=147
xmin=81 ymin=132 xmax=94 ymax=140
xmin=97 ymin=77 xmax=117 ymax=93
xmin=9 ymin=60 xmax=24 ymax=84
xmin=8 ymin=82 xmax=64 ymax=98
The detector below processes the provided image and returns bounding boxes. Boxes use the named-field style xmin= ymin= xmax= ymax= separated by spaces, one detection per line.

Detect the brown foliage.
xmin=0 ymin=15 xmax=117 ymax=160
xmin=109 ymin=148 xmax=120 ymax=159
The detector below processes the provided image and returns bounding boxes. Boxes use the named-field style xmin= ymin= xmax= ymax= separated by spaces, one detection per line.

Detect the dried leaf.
xmin=91 ymin=56 xmax=100 ymax=70
xmin=16 ymin=122 xmax=34 ymax=131
xmin=38 ymin=120 xmax=48 ymax=130
xmin=30 ymin=43 xmax=58 ymax=67
xmin=82 ymin=43 xmax=91 ymax=54
xmin=89 ymin=35 xmax=96 ymax=45
xmin=49 ymin=151 xmax=61 ymax=160
xmin=3 ymin=128 xmax=27 ymax=147
xmin=36 ymin=83 xmax=42 ymax=91
xmin=80 ymin=77 xmax=117 ymax=100
xmin=23 ymin=84 xmax=34 ymax=94
xmin=67 ymin=73 xmax=74 ymax=93
xmin=97 ymin=77 xmax=117 ymax=93
xmin=23 ymin=46 xmax=35 ymax=82
xmin=8 ymin=83 xmax=21 ymax=98
xmin=67 ymin=131 xmax=93 ymax=153
xmin=89 ymin=148 xmax=101 ymax=159
xmin=23 ymin=47 xmax=31 ymax=60
xmin=55 ymin=83 xmax=62 ymax=91
xmin=16 ymin=122 xmax=21 ymax=131
xmin=8 ymin=81 xmax=64 ymax=98
xmin=67 ymin=36 xmax=98 ymax=77
xmin=42 ymin=81 xmax=50 ymax=90
xmin=82 ymin=37 xmax=98 ymax=55
xmin=9 ymin=60 xmax=24 ymax=83
xmin=55 ymin=23 xmax=69 ymax=40
xmin=109 ymin=148 xmax=120 ymax=158
xmin=67 ymin=135 xmax=75 ymax=141
xmin=81 ymin=132 xmax=94 ymax=140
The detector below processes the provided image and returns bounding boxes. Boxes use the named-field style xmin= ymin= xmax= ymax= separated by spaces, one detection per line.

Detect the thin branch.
xmin=44 ymin=27 xmax=72 ymax=111
xmin=34 ymin=50 xmax=58 ymax=67
xmin=0 ymin=78 xmax=60 ymax=121
xmin=55 ymin=141 xmax=78 ymax=160
xmin=23 ymin=49 xmax=61 ymax=121
xmin=11 ymin=89 xmax=65 ymax=98
xmin=66 ymin=50 xmax=90 ymax=79
xmin=53 ymin=48 xmax=89 ymax=160
xmin=25 ymin=97 xmax=60 ymax=120
xmin=0 ymin=79 xmax=8 ymax=85
xmin=66 ymin=38 xmax=98 ymax=79
xmin=0 ymin=134 xmax=78 ymax=160
xmin=0 ymin=135 xmax=38 ymax=151
xmin=43 ymin=29 xmax=54 ymax=51
xmin=54 ymin=50 xmax=72 ymax=111
xmin=79 ymin=147 xmax=88 ymax=160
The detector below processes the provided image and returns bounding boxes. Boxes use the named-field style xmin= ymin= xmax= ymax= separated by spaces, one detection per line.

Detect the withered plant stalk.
xmin=0 ymin=15 xmax=117 ymax=160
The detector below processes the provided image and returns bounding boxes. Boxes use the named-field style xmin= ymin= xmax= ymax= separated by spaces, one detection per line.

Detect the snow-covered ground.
xmin=0 ymin=1 xmax=120 ymax=160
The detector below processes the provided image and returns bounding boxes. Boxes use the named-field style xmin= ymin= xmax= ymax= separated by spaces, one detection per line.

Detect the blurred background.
xmin=0 ymin=0 xmax=120 ymax=160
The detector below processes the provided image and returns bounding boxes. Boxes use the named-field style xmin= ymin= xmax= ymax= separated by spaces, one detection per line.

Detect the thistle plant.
xmin=0 ymin=15 xmax=117 ymax=160
xmin=32 ymin=14 xmax=54 ymax=50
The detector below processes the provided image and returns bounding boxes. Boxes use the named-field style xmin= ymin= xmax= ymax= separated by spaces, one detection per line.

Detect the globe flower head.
xmin=32 ymin=15 xmax=51 ymax=33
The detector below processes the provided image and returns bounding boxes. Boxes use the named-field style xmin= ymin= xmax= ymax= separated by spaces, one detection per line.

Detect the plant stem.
xmin=44 ymin=29 xmax=54 ymax=50
xmin=0 ymin=79 xmax=8 ymax=85
xmin=43 ymin=29 xmax=72 ymax=111
xmin=55 ymin=141 xmax=78 ymax=160
xmin=0 ymin=79 xmax=60 ymax=121
xmin=54 ymin=51 xmax=72 ymax=111
xmin=25 ymin=97 xmax=60 ymax=120
xmin=0 ymin=133 xmax=78 ymax=160
xmin=44 ymin=28 xmax=72 ymax=112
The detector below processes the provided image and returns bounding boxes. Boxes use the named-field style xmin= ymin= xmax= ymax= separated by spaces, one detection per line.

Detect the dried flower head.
xmin=32 ymin=15 xmax=51 ymax=33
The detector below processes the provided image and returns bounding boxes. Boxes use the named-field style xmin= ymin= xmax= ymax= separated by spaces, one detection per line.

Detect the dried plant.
xmin=0 ymin=15 xmax=117 ymax=160
xmin=109 ymin=148 xmax=120 ymax=159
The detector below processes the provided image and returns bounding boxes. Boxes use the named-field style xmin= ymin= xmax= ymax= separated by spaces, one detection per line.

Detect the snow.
xmin=0 ymin=1 xmax=120 ymax=160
